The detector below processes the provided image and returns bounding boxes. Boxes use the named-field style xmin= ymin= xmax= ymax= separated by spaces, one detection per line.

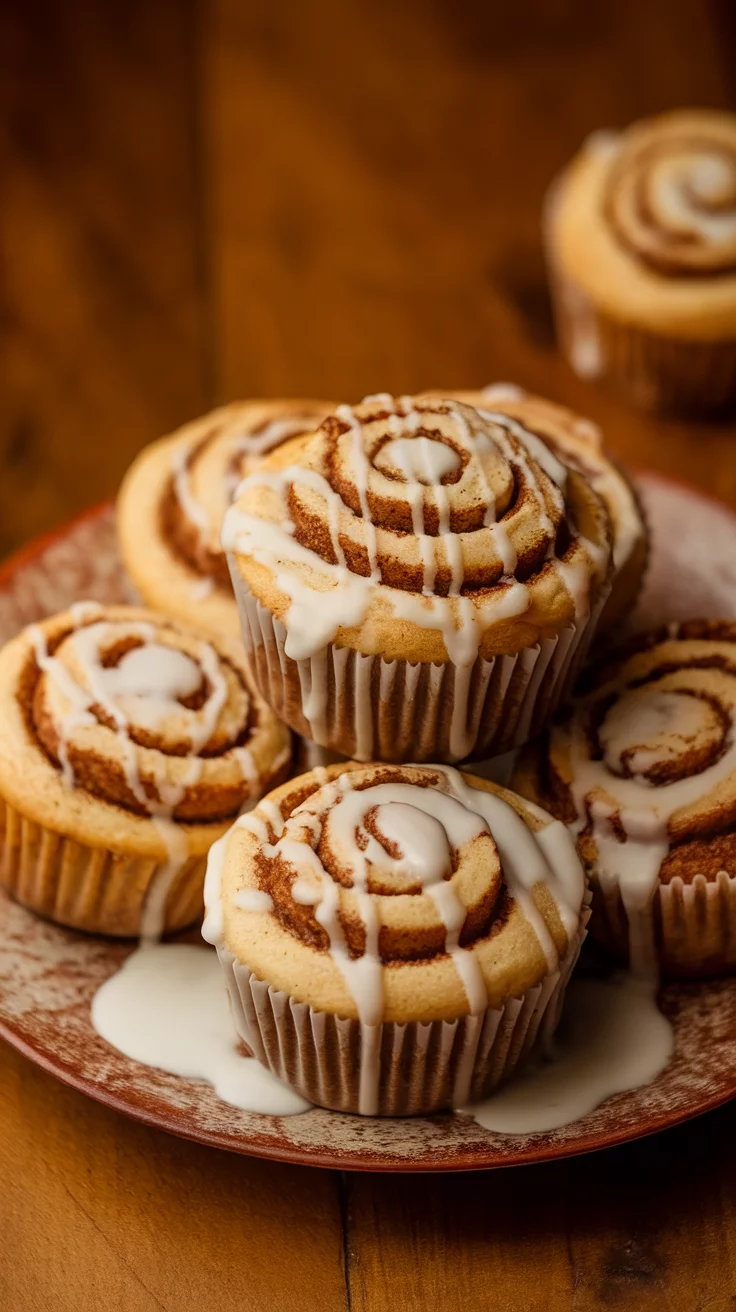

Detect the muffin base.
xmin=550 ymin=269 xmax=736 ymax=418
xmin=0 ymin=799 xmax=205 ymax=937
xmin=231 ymin=570 xmax=607 ymax=764
xmin=217 ymin=921 xmax=587 ymax=1117
xmin=590 ymin=869 xmax=736 ymax=978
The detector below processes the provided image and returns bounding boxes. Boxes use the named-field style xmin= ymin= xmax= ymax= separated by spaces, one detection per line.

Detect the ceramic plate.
xmin=1 ymin=473 xmax=736 ymax=1172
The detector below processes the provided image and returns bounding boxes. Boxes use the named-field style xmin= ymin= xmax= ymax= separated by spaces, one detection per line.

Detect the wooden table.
xmin=2 ymin=2 xmax=736 ymax=1307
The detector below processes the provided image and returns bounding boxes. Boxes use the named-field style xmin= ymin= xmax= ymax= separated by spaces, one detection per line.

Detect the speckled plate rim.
xmin=0 ymin=475 xmax=735 ymax=1172
xmin=3 ymin=987 xmax=736 ymax=1173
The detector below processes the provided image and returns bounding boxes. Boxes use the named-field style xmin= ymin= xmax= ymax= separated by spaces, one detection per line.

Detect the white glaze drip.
xmin=378 ymin=436 xmax=461 ymax=484
xmin=460 ymin=972 xmax=673 ymax=1133
xmin=222 ymin=393 xmax=597 ymax=668
xmin=30 ymin=610 xmax=256 ymax=944
xmin=230 ymin=768 xmax=584 ymax=1113
xmin=568 ymin=686 xmax=736 ymax=974
xmin=91 ymin=944 xmax=310 ymax=1115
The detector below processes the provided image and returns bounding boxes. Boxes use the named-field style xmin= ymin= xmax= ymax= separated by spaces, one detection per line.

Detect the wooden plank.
xmin=0 ymin=0 xmax=207 ymax=556
xmin=0 ymin=1044 xmax=347 ymax=1312
xmin=565 ymin=1106 xmax=736 ymax=1311
xmin=345 ymin=1106 xmax=736 ymax=1312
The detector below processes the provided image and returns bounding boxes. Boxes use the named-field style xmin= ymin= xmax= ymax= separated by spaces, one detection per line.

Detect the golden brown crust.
xmin=547 ymin=109 xmax=736 ymax=339
xmin=213 ymin=762 xmax=583 ymax=1023
xmin=228 ymin=394 xmax=613 ymax=664
xmin=117 ymin=399 xmax=336 ymax=636
xmin=0 ymin=604 xmax=291 ymax=858
xmin=433 ymin=387 xmax=648 ymax=632
xmin=512 ymin=620 xmax=736 ymax=975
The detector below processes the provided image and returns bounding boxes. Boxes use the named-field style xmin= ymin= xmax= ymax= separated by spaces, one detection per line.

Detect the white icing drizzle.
xmin=172 ymin=412 xmax=322 ymax=541
xmin=223 ymin=396 xmax=600 ymax=687
xmin=29 ymin=609 xmax=257 ymax=944
xmin=223 ymin=767 xmax=584 ymax=1114
xmin=378 ymin=436 xmax=461 ymax=484
xmin=91 ymin=944 xmax=310 ymax=1116
xmin=234 ymin=888 xmax=274 ymax=912
xmin=567 ymin=683 xmax=736 ymax=975
xmin=460 ymin=972 xmax=673 ymax=1133
xmin=559 ymin=281 xmax=604 ymax=379
xmin=172 ymin=444 xmax=210 ymax=532
xmin=335 ymin=403 xmax=380 ymax=580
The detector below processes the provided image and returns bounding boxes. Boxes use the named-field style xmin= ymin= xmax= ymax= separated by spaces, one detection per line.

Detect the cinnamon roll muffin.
xmin=224 ymin=393 xmax=613 ymax=764
xmin=0 ymin=603 xmax=291 ymax=935
xmin=513 ymin=621 xmax=736 ymax=978
xmin=432 ymin=385 xmax=647 ymax=633
xmin=545 ymin=109 xmax=736 ymax=415
xmin=204 ymin=762 xmax=588 ymax=1116
xmin=117 ymin=398 xmax=334 ymax=636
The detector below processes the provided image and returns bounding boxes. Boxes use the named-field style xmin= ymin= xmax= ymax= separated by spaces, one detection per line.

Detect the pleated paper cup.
xmin=216 ymin=915 xmax=588 ymax=1118
xmin=0 ymin=798 xmax=204 ymax=937
xmin=590 ymin=868 xmax=736 ymax=978
xmin=549 ymin=268 xmax=736 ymax=418
xmin=230 ymin=566 xmax=607 ymax=765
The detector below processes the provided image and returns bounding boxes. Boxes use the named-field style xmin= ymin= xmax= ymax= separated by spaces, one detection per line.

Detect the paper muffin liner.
xmin=216 ymin=914 xmax=588 ymax=1117
xmin=548 ymin=268 xmax=736 ymax=418
xmin=0 ymin=798 xmax=204 ymax=937
xmin=231 ymin=569 xmax=607 ymax=764
xmin=590 ymin=868 xmax=736 ymax=978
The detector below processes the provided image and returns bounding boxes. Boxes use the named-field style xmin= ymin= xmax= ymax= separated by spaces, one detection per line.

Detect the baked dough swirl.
xmin=224 ymin=394 xmax=612 ymax=762
xmin=204 ymin=762 xmax=587 ymax=1114
xmin=118 ymin=399 xmax=334 ymax=635
xmin=432 ymin=385 xmax=647 ymax=632
xmin=604 ymin=115 xmax=736 ymax=277
xmin=0 ymin=603 xmax=291 ymax=935
xmin=513 ymin=620 xmax=736 ymax=977
xmin=544 ymin=110 xmax=736 ymax=415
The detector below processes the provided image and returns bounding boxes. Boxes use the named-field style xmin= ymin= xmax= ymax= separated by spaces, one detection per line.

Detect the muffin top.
xmin=224 ymin=394 xmax=612 ymax=664
xmin=203 ymin=761 xmax=586 ymax=1024
xmin=0 ymin=603 xmax=291 ymax=858
xmin=429 ymin=384 xmax=647 ymax=631
xmin=512 ymin=620 xmax=736 ymax=968
xmin=117 ymin=399 xmax=335 ymax=636
xmin=547 ymin=109 xmax=736 ymax=336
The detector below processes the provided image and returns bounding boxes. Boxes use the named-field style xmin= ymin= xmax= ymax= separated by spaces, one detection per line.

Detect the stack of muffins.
xmin=0 ymin=106 xmax=734 ymax=1120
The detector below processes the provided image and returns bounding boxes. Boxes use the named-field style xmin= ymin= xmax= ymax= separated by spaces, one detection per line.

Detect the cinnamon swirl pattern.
xmin=433 ymin=385 xmax=648 ymax=632
xmin=513 ymin=621 xmax=736 ymax=977
xmin=545 ymin=109 xmax=736 ymax=414
xmin=0 ymin=604 xmax=291 ymax=935
xmin=224 ymin=394 xmax=612 ymax=763
xmin=117 ymin=399 xmax=334 ymax=635
xmin=204 ymin=763 xmax=587 ymax=1115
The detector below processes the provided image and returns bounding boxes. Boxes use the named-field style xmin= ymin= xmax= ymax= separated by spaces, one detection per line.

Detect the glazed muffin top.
xmin=204 ymin=761 xmax=586 ymax=1024
xmin=224 ymin=393 xmax=613 ymax=664
xmin=426 ymin=384 xmax=648 ymax=632
xmin=547 ymin=109 xmax=736 ymax=337
xmin=0 ymin=603 xmax=291 ymax=859
xmin=117 ymin=399 xmax=335 ymax=636
xmin=512 ymin=620 xmax=736 ymax=970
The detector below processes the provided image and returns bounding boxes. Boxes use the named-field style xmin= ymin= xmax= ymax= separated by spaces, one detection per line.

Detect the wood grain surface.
xmin=1 ymin=0 xmax=736 ymax=1307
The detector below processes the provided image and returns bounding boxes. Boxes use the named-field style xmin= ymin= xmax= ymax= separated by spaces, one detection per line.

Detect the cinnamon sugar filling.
xmin=283 ymin=401 xmax=595 ymax=599
xmin=22 ymin=619 xmax=261 ymax=823
xmin=538 ymin=622 xmax=736 ymax=891
xmin=604 ymin=133 xmax=736 ymax=277
xmin=247 ymin=767 xmax=513 ymax=965
xmin=159 ymin=413 xmax=323 ymax=588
